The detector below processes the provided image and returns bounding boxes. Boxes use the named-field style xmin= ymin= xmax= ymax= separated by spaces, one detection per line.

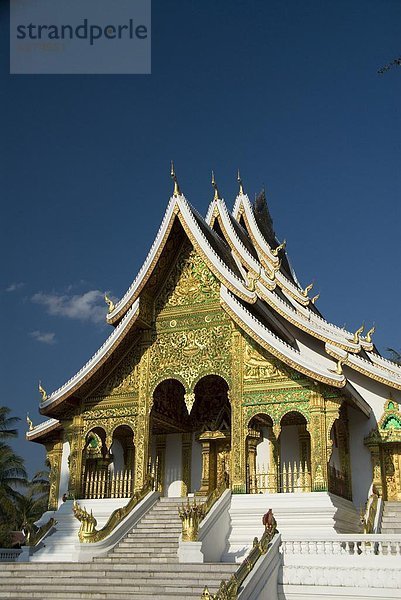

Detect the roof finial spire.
xmin=38 ymin=381 xmax=48 ymax=402
xmin=170 ymin=161 xmax=181 ymax=197
xmin=26 ymin=413 xmax=34 ymax=431
xmin=365 ymin=325 xmax=375 ymax=344
xmin=104 ymin=293 xmax=115 ymax=314
xmin=237 ymin=169 xmax=245 ymax=195
xmin=211 ymin=171 xmax=220 ymax=201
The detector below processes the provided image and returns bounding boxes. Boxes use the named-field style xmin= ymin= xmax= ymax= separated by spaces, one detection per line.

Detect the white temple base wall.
xmin=278 ymin=584 xmax=401 ymax=600
xmin=222 ymin=493 xmax=361 ymax=563
xmin=27 ymin=498 xmax=127 ymax=562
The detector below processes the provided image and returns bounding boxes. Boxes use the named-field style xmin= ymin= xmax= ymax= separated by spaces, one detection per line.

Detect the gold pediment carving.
xmin=156 ymin=243 xmax=220 ymax=312
xmin=243 ymin=340 xmax=293 ymax=383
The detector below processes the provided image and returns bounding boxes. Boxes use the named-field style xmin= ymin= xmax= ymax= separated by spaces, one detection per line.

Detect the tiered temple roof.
xmin=28 ymin=177 xmax=401 ymax=440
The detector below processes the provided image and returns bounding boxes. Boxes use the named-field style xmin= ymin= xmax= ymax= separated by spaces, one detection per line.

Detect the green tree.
xmin=14 ymin=469 xmax=50 ymax=534
xmin=0 ymin=406 xmax=20 ymax=440
xmin=0 ymin=407 xmax=27 ymax=546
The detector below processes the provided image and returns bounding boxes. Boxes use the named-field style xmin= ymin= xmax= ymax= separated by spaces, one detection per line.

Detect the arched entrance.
xmin=81 ymin=425 xmax=135 ymax=499
xmin=279 ymin=411 xmax=311 ymax=493
xmin=149 ymin=375 xmax=230 ymax=497
xmin=246 ymin=413 xmax=274 ymax=493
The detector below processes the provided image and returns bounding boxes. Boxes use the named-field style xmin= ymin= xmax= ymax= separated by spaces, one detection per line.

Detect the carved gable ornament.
xmin=156 ymin=243 xmax=220 ymax=312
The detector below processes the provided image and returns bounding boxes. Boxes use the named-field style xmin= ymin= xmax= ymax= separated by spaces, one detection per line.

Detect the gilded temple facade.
xmin=27 ymin=174 xmax=401 ymax=514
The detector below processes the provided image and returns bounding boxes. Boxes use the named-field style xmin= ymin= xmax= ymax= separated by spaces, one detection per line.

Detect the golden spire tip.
xmin=237 ymin=169 xmax=245 ymax=195
xmin=211 ymin=170 xmax=220 ymax=201
xmin=171 ymin=160 xmax=181 ymax=197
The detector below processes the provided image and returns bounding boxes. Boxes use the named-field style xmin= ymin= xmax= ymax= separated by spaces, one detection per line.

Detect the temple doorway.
xmin=149 ymin=375 xmax=231 ymax=497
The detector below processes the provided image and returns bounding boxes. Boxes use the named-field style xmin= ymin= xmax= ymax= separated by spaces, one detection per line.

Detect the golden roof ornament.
xmin=331 ymin=355 xmax=348 ymax=375
xmin=170 ymin=160 xmax=181 ymax=197
xmin=351 ymin=324 xmax=364 ymax=344
xmin=104 ymin=294 xmax=115 ymax=314
xmin=26 ymin=413 xmax=34 ymax=431
xmin=237 ymin=169 xmax=245 ymax=195
xmin=301 ymin=282 xmax=314 ymax=297
xmin=310 ymin=293 xmax=320 ymax=305
xmin=271 ymin=240 xmax=286 ymax=257
xmin=246 ymin=268 xmax=261 ymax=292
xmin=211 ymin=171 xmax=220 ymax=201
xmin=38 ymin=381 xmax=48 ymax=401
xmin=365 ymin=325 xmax=375 ymax=344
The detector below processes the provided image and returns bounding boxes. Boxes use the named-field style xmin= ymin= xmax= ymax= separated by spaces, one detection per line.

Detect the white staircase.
xmin=222 ymin=492 xmax=361 ymax=562
xmin=381 ymin=501 xmax=401 ymax=534
xmin=0 ymin=497 xmax=237 ymax=599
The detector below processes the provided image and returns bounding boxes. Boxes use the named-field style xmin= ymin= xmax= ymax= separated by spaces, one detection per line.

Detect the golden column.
xmin=365 ymin=437 xmax=383 ymax=497
xmin=198 ymin=435 xmax=212 ymax=495
xmin=134 ymin=332 xmax=152 ymax=492
xmin=230 ymin=330 xmax=246 ymax=493
xmin=45 ymin=439 xmax=63 ymax=510
xmin=67 ymin=415 xmax=84 ymax=498
xmin=308 ymin=391 xmax=329 ymax=491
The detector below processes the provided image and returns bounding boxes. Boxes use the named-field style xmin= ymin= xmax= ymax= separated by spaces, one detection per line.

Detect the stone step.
xmin=95 ymin=556 xmax=179 ymax=563
xmin=380 ymin=528 xmax=401 ymax=534
xmin=0 ymin=588 xmax=202 ymax=600
xmin=124 ymin=533 xmax=180 ymax=540
xmin=0 ymin=563 xmax=237 ymax=574
xmin=0 ymin=583 xmax=221 ymax=596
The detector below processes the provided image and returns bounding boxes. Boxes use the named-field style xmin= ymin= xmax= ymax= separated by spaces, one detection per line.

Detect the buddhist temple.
xmin=11 ymin=169 xmax=401 ymax=599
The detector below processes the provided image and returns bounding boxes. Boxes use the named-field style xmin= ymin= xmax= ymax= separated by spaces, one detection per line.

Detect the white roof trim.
xmin=107 ymin=194 xmax=256 ymax=324
xmin=41 ymin=299 xmax=140 ymax=409
xmin=107 ymin=197 xmax=176 ymax=323
xmin=233 ymin=194 xmax=308 ymax=304
xmin=220 ymin=285 xmax=345 ymax=386
xmin=26 ymin=418 xmax=60 ymax=439
xmin=326 ymin=343 xmax=401 ymax=390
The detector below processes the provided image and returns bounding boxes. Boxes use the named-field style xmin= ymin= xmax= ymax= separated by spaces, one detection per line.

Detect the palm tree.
xmin=15 ymin=469 xmax=50 ymax=534
xmin=0 ymin=406 xmax=20 ymax=440
xmin=0 ymin=442 xmax=27 ymax=523
xmin=0 ymin=407 xmax=27 ymax=545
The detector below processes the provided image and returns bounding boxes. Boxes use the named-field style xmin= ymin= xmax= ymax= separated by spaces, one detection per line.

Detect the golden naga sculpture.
xmin=365 ymin=325 xmax=376 ymax=344
xmin=211 ymin=170 xmax=220 ymax=201
xmin=171 ymin=160 xmax=182 ymax=197
xmin=237 ymin=169 xmax=245 ymax=196
xmin=360 ymin=490 xmax=379 ymax=534
xmin=26 ymin=414 xmax=34 ymax=431
xmin=73 ymin=501 xmax=98 ymax=542
xmin=201 ymin=509 xmax=278 ymax=599
xmin=310 ymin=293 xmax=320 ymax=305
xmin=25 ymin=517 xmax=57 ymax=547
xmin=73 ymin=475 xmax=154 ymax=543
xmin=271 ymin=240 xmax=286 ymax=257
xmin=301 ymin=282 xmax=314 ymax=297
xmin=351 ymin=324 xmax=365 ymax=345
xmin=38 ymin=381 xmax=48 ymax=401
xmin=178 ymin=497 xmax=205 ymax=542
xmin=104 ymin=293 xmax=115 ymax=314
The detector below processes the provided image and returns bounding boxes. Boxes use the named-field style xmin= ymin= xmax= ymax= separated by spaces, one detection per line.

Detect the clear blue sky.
xmin=1 ymin=0 xmax=400 ymax=475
